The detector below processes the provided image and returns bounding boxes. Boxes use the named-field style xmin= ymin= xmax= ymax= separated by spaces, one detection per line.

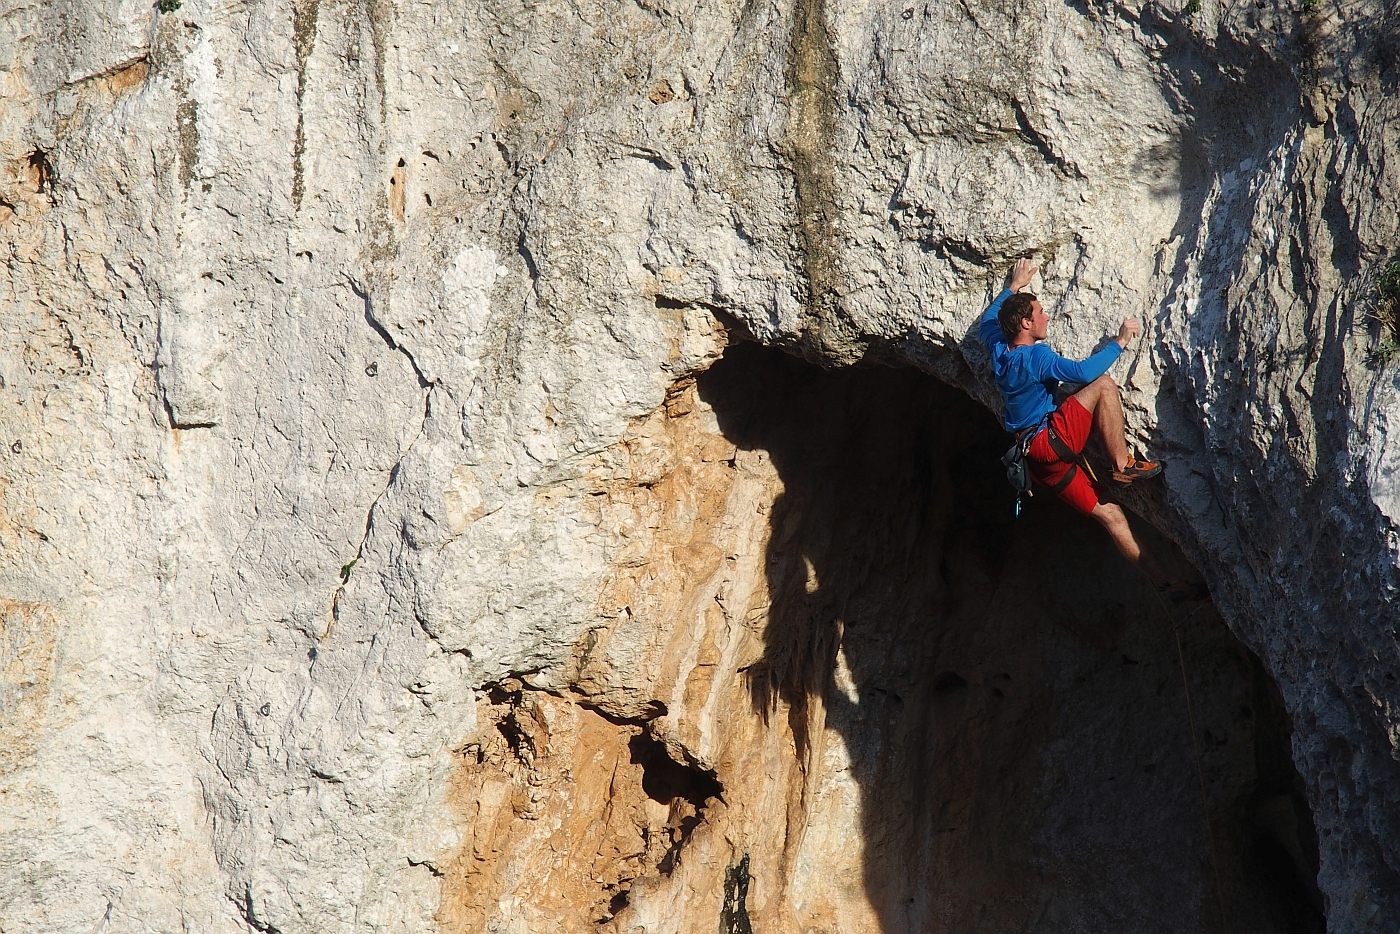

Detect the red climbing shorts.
xmin=1025 ymin=396 xmax=1106 ymax=516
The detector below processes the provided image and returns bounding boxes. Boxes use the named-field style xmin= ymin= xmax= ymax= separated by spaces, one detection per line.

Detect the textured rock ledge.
xmin=1 ymin=0 xmax=1397 ymax=931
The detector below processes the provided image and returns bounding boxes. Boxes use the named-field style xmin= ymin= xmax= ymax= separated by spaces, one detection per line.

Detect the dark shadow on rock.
xmin=696 ymin=340 xmax=1323 ymax=933
xmin=1126 ymin=0 xmax=1400 ymax=925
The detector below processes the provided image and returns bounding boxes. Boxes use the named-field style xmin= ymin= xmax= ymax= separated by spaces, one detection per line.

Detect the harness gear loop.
xmin=1004 ymin=412 xmax=1056 ymax=515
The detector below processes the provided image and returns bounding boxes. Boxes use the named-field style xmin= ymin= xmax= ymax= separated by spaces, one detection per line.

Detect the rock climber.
xmin=979 ymin=258 xmax=1205 ymax=601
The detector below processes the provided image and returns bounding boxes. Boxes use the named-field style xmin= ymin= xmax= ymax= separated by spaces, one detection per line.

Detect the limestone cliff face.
xmin=1 ymin=0 xmax=1396 ymax=932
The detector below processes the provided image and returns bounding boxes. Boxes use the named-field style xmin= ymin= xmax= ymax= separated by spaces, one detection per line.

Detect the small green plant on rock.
xmin=1183 ymin=0 xmax=1202 ymax=15
xmin=157 ymin=0 xmax=181 ymax=13
xmin=1370 ymin=262 xmax=1400 ymax=362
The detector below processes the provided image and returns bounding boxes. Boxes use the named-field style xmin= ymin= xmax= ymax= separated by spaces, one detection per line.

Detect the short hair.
xmin=999 ymin=292 xmax=1038 ymax=342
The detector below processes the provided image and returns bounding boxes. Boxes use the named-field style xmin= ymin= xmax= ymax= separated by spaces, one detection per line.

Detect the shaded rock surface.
xmin=1 ymin=0 xmax=1397 ymax=931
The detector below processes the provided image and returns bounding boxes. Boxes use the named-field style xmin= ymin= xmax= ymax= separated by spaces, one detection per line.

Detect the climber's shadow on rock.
xmin=696 ymin=339 xmax=1323 ymax=934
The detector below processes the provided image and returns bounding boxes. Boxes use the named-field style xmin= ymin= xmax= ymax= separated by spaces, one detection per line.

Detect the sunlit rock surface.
xmin=1 ymin=0 xmax=1396 ymax=931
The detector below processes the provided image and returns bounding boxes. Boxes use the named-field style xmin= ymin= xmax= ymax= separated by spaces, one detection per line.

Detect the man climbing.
xmin=980 ymin=258 xmax=1203 ymax=600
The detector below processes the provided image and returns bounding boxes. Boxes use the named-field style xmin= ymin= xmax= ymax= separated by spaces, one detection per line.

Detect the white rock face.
xmin=1 ymin=0 xmax=1397 ymax=931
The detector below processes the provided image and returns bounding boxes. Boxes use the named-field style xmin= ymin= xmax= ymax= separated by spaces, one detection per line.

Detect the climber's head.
xmin=999 ymin=292 xmax=1046 ymax=343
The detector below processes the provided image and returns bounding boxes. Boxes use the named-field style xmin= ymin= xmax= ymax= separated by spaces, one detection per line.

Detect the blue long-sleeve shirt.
xmin=978 ymin=289 xmax=1123 ymax=432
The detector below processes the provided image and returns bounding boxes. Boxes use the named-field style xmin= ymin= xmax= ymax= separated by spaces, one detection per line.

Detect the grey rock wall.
xmin=1 ymin=0 xmax=1397 ymax=930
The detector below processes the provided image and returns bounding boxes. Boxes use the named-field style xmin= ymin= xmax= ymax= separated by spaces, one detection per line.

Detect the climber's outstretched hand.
xmin=1009 ymin=258 xmax=1038 ymax=292
xmin=1116 ymin=317 xmax=1142 ymax=348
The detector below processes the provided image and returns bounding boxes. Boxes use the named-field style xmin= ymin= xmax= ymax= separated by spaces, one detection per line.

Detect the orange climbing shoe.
xmin=1112 ymin=458 xmax=1163 ymax=483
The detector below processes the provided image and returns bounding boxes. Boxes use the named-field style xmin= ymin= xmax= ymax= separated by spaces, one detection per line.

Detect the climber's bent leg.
xmin=1072 ymin=374 xmax=1130 ymax=472
xmin=1090 ymin=501 xmax=1169 ymax=586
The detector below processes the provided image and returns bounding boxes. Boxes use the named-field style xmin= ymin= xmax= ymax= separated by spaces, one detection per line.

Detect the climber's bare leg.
xmin=1090 ymin=502 xmax=1169 ymax=586
xmin=1073 ymin=374 xmax=1131 ymax=472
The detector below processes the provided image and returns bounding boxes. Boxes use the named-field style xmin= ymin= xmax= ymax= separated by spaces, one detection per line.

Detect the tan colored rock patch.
xmin=438 ymin=686 xmax=712 ymax=932
xmin=0 ymin=599 xmax=59 ymax=775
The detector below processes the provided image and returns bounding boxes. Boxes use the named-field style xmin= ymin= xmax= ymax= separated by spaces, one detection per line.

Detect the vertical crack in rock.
xmin=784 ymin=0 xmax=864 ymax=363
xmin=175 ymin=97 xmax=197 ymax=194
xmin=365 ymin=0 xmax=390 ymax=131
xmin=348 ymin=276 xmax=432 ymax=390
xmin=319 ymin=279 xmax=435 ymax=639
xmin=326 ymin=277 xmax=431 ymax=621
xmin=291 ymin=0 xmax=320 ymax=211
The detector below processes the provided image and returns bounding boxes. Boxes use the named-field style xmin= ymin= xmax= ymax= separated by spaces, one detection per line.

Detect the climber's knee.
xmin=1091 ymin=501 xmax=1127 ymax=532
xmin=1091 ymin=502 xmax=1143 ymax=564
xmin=1074 ymin=373 xmax=1117 ymax=412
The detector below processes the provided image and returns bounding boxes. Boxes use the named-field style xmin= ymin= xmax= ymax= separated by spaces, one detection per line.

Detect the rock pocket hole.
xmin=26 ymin=148 xmax=54 ymax=198
xmin=931 ymin=671 xmax=968 ymax=697
xmin=628 ymin=733 xmax=723 ymax=874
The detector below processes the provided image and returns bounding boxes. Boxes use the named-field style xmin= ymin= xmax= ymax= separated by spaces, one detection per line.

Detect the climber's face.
xmin=1028 ymin=300 xmax=1049 ymax=341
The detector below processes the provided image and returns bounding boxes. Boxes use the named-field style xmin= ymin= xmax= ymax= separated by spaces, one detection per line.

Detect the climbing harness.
xmin=1002 ymin=414 xmax=1099 ymax=517
xmin=1002 ymin=414 xmax=1049 ymax=516
xmin=1042 ymin=419 xmax=1100 ymax=494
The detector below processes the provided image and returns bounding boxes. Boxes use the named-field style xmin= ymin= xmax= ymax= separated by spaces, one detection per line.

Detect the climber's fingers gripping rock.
xmin=1009 ymin=257 xmax=1039 ymax=292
